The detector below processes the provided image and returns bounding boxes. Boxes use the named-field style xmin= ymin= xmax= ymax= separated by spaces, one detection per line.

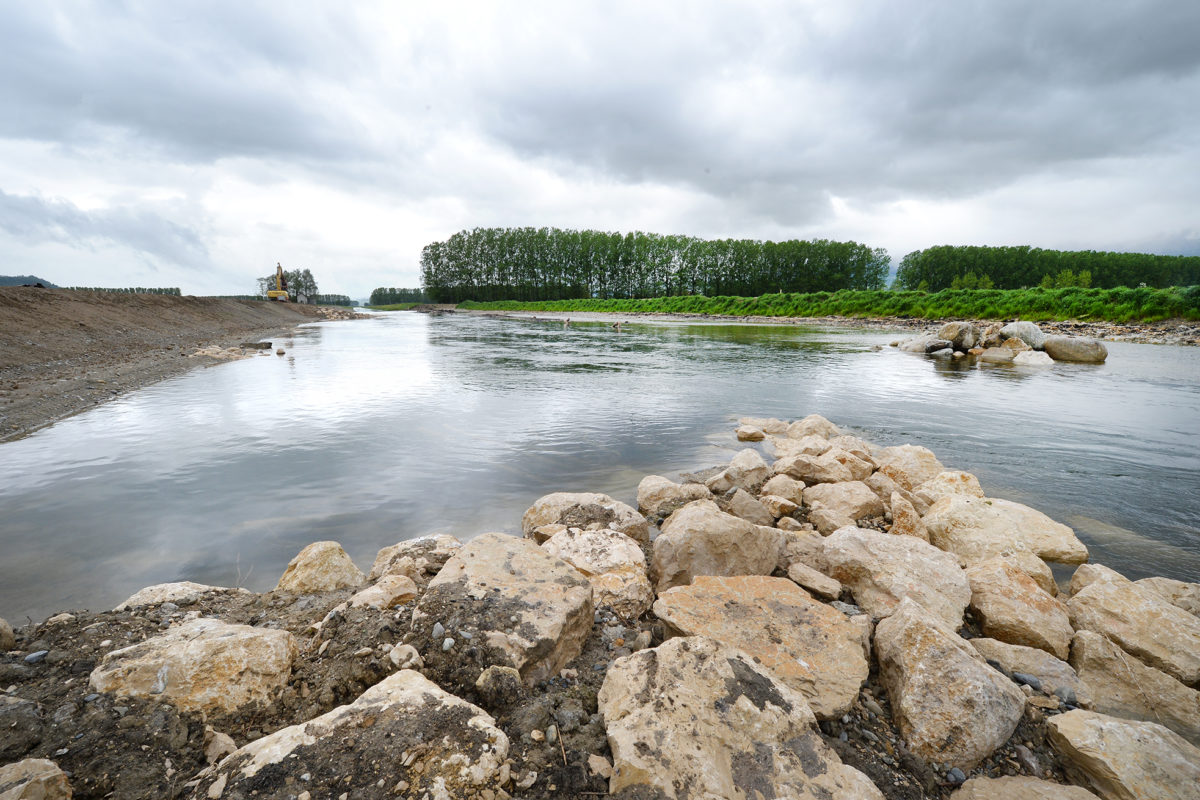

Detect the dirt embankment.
xmin=0 ymin=288 xmax=362 ymax=442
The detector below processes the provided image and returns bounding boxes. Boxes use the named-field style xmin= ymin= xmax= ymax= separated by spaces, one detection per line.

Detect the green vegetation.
xmin=312 ymin=294 xmax=356 ymax=307
xmin=895 ymin=245 xmax=1200 ymax=291
xmin=368 ymin=303 xmax=420 ymax=310
xmin=461 ymin=285 xmax=1200 ymax=323
xmin=257 ymin=267 xmax=318 ymax=302
xmin=370 ymin=287 xmax=429 ymax=305
xmin=67 ymin=286 xmax=181 ymax=295
xmin=421 ymin=227 xmax=890 ymax=303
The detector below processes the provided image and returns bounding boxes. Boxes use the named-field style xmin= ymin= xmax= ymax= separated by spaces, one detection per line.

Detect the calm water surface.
xmin=2 ymin=312 xmax=1198 ymax=620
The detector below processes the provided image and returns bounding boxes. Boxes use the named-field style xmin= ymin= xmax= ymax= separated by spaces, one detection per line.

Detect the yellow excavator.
xmin=267 ymin=262 xmax=289 ymax=301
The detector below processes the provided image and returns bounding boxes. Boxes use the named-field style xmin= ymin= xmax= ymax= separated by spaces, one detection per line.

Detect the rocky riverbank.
xmin=3 ymin=417 xmax=1199 ymax=799
xmin=0 ymin=287 xmax=367 ymax=442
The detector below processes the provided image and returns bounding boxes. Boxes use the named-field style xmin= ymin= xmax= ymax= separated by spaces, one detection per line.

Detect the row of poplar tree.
xmin=418 ymin=227 xmax=891 ymax=304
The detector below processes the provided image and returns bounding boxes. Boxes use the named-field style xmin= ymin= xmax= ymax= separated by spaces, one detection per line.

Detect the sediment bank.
xmin=0 ymin=287 xmax=366 ymax=442
xmin=2 ymin=416 xmax=1197 ymax=799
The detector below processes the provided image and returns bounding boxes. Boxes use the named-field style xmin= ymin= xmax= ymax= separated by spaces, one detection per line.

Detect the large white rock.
xmin=865 ymin=470 xmax=930 ymax=515
xmin=971 ymin=638 xmax=1092 ymax=708
xmin=767 ymin=434 xmax=831 ymax=460
xmin=1067 ymin=571 xmax=1200 ymax=686
xmin=1047 ymin=710 xmax=1200 ymax=800
xmin=876 ymin=599 xmax=1025 ymax=769
xmin=822 ymin=526 xmax=971 ymax=627
xmin=727 ymin=488 xmax=775 ymax=527
xmin=774 ymin=448 xmax=873 ymax=485
xmin=966 ymin=559 xmax=1074 ymax=659
xmin=1014 ymin=350 xmax=1055 ymax=367
xmin=923 ymin=495 xmax=1089 ymax=565
xmin=89 ymin=618 xmax=296 ymax=713
xmin=1134 ymin=576 xmax=1200 ymax=617
xmin=113 ymin=581 xmax=245 ymax=611
xmin=739 ymin=416 xmax=789 ymax=434
xmin=1043 ymin=336 xmax=1108 ymax=364
xmin=873 ymin=444 xmax=945 ymax=488
xmin=521 ymin=491 xmax=650 ymax=544
xmin=999 ymin=321 xmax=1046 ymax=350
xmin=888 ymin=491 xmax=929 ymax=542
xmin=411 ymin=532 xmax=593 ymax=685
xmin=915 ymin=470 xmax=985 ymax=505
xmin=543 ymin=527 xmax=653 ymax=619
xmin=1067 ymin=564 xmax=1126 ymax=597
xmin=275 ymin=540 xmax=365 ymax=593
xmin=786 ymin=413 xmax=841 ymax=439
xmin=1070 ymin=630 xmax=1200 ymax=745
xmin=760 ymin=474 xmax=806 ymax=505
xmin=735 ymin=424 xmax=765 ymax=441
xmin=368 ymin=534 xmax=461 ymax=583
xmin=651 ymin=500 xmax=783 ymax=593
xmin=938 ymin=321 xmax=981 ymax=351
xmin=653 ymin=575 xmax=869 ymax=719
xmin=598 ymin=636 xmax=882 ymax=800
xmin=195 ymin=670 xmax=510 ymax=799
xmin=636 ymin=475 xmax=712 ymax=523
xmin=724 ymin=448 xmax=772 ymax=491
xmin=950 ymin=776 xmax=1098 ymax=799
xmin=803 ymin=481 xmax=884 ymax=534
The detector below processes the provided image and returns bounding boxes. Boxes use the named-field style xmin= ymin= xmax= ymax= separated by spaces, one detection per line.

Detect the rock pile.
xmin=2 ymin=414 xmax=1197 ymax=799
xmin=893 ymin=320 xmax=1107 ymax=364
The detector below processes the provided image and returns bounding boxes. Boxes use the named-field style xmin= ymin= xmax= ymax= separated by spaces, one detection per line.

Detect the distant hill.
xmin=0 ymin=275 xmax=58 ymax=287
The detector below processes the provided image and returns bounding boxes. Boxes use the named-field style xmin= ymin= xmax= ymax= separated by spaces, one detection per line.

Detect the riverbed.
xmin=1 ymin=311 xmax=1197 ymax=621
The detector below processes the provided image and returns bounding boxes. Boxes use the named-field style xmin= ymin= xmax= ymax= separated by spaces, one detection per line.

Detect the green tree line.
xmin=369 ymin=287 xmax=429 ymax=305
xmin=311 ymin=294 xmax=357 ymax=306
xmin=894 ymin=245 xmax=1200 ymax=291
xmin=419 ymin=227 xmax=890 ymax=303
xmin=67 ymin=286 xmax=182 ymax=295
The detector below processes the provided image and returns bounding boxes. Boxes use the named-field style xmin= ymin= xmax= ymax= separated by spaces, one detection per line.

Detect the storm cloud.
xmin=1 ymin=1 xmax=1197 ymax=295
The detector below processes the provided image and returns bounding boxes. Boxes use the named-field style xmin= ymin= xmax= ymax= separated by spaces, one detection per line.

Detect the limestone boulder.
xmin=777 ymin=529 xmax=828 ymax=573
xmin=889 ymin=492 xmax=929 ymax=542
xmin=1070 ymin=630 xmax=1200 ymax=746
xmin=774 ymin=448 xmax=872 ymax=485
xmin=760 ymin=494 xmax=800 ymax=519
xmin=636 ymin=475 xmax=712 ymax=524
xmin=739 ymin=416 xmax=789 ymax=434
xmin=924 ymin=495 xmax=1089 ymax=565
xmin=521 ymin=492 xmax=649 ymax=545
xmin=866 ymin=470 xmax=930 ymax=515
xmin=726 ymin=488 xmax=775 ymax=527
xmin=0 ymin=758 xmax=72 ymax=800
xmin=803 ymin=481 xmax=885 ymax=534
xmin=1043 ymin=336 xmax=1108 ymax=363
xmin=1047 ymin=710 xmax=1200 ymax=800
xmin=542 ymin=527 xmax=653 ymax=619
xmin=971 ymin=638 xmax=1092 ymax=708
xmin=915 ymin=470 xmax=985 ymax=505
xmin=347 ymin=574 xmax=418 ymax=609
xmin=760 ymin=474 xmax=805 ymax=505
xmin=89 ymin=618 xmax=296 ymax=713
xmin=950 ymin=776 xmax=1098 ymax=799
xmin=1001 ymin=551 xmax=1059 ymax=597
xmin=1000 ymin=321 xmax=1047 ymax=350
xmin=823 ymin=526 xmax=971 ymax=627
xmin=735 ymin=424 xmax=765 ymax=441
xmin=1067 ymin=564 xmax=1126 ymax=597
xmin=1067 ymin=572 xmax=1200 ymax=686
xmin=193 ymin=670 xmax=510 ymax=800
xmin=939 ymin=321 xmax=981 ymax=351
xmin=767 ymin=433 xmax=831 ymax=460
xmin=114 ymin=581 xmax=244 ymax=611
xmin=724 ymin=448 xmax=771 ymax=491
xmin=1134 ymin=576 xmax=1200 ymax=617
xmin=873 ymin=444 xmax=945 ymax=488
xmin=411 ymin=533 xmax=592 ymax=685
xmin=787 ymin=561 xmax=842 ymax=600
xmin=652 ymin=500 xmax=782 ymax=592
xmin=275 ymin=541 xmax=365 ymax=593
xmin=876 ymin=599 xmax=1025 ymax=769
xmin=966 ymin=559 xmax=1074 ymax=659
xmin=653 ymin=576 xmax=869 ymax=718
xmin=786 ymin=413 xmax=841 ymax=439
xmin=1014 ymin=350 xmax=1055 ymax=367
xmin=829 ymin=434 xmax=875 ymax=463
xmin=368 ymin=534 xmax=461 ymax=583
xmin=598 ymin=636 xmax=882 ymax=800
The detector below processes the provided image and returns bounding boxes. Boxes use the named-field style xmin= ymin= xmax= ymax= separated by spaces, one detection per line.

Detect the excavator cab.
xmin=267 ymin=262 xmax=289 ymax=301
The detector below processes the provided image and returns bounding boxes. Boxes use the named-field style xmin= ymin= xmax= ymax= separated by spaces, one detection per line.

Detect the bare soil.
xmin=0 ymin=287 xmax=365 ymax=442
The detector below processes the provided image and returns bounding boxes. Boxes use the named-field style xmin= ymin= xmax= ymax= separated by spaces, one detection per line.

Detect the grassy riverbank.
xmin=366 ymin=302 xmax=420 ymax=310
xmin=459 ymin=285 xmax=1200 ymax=323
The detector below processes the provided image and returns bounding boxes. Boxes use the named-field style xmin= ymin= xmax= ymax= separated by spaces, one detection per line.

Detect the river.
xmin=1 ymin=311 xmax=1198 ymax=621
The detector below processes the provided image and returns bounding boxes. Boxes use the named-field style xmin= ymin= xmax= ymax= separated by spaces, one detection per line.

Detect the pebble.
xmin=947 ymin=767 xmax=966 ymax=785
xmin=861 ymin=729 xmax=879 ymax=743
xmin=460 ymin=630 xmax=473 ymax=640
xmin=442 ymin=637 xmax=455 ymax=651
xmin=1012 ymin=672 xmax=1042 ymax=691
xmin=431 ymin=622 xmax=445 ymax=639
xmin=830 ymin=600 xmax=863 ymax=616
xmin=83 ymin=693 xmax=100 ymax=703
xmin=839 ymin=731 xmax=848 ymax=742
xmin=24 ymin=650 xmax=48 ymax=663
xmin=863 ymin=697 xmax=884 ymax=716
xmin=1053 ymin=686 xmax=1076 ymax=705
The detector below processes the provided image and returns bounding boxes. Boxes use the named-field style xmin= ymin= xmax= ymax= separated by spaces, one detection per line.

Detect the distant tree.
xmin=258 ymin=267 xmax=319 ymax=302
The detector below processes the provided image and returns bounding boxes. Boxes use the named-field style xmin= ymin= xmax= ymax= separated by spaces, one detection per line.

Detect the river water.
xmin=2 ymin=311 xmax=1198 ymax=621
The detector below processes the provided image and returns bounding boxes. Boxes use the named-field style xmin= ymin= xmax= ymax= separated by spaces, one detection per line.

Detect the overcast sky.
xmin=1 ymin=1 xmax=1197 ymax=297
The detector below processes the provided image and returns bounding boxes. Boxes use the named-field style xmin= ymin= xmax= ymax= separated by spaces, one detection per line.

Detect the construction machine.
xmin=267 ymin=263 xmax=289 ymax=301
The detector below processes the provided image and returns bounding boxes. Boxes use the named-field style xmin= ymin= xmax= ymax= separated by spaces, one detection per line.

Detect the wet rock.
xmin=411 ymin=532 xmax=593 ymax=685
xmin=970 ymin=638 xmax=1093 ymax=708
xmin=738 ymin=416 xmax=789 ymax=434
xmin=1000 ymin=321 xmax=1047 ymax=350
xmin=651 ymin=500 xmax=783 ymax=593
xmin=598 ymin=636 xmax=882 ymax=799
xmin=542 ymin=526 xmax=653 ymax=619
xmin=823 ymin=526 xmax=971 ymax=627
xmin=0 ymin=758 xmax=72 ymax=799
xmin=939 ymin=321 xmax=981 ymax=350
xmin=113 ymin=581 xmax=243 ymax=611
xmin=1067 ymin=568 xmax=1200 ymax=686
xmin=950 ymin=775 xmax=1097 ymax=799
xmin=966 ymin=558 xmax=1074 ymax=659
xmin=915 ymin=470 xmax=985 ymax=505
xmin=1043 ymin=336 xmax=1108 ymax=363
xmin=522 ymin=491 xmax=650 ymax=545
xmin=192 ymin=670 xmax=510 ymax=800
xmin=367 ymin=533 xmax=461 ymax=582
xmin=760 ymin=474 xmax=805 ymax=505
xmin=636 ymin=475 xmax=712 ymax=523
xmin=786 ymin=413 xmax=841 ymax=439
xmin=924 ymin=495 xmax=1089 ymax=566
xmin=1070 ymin=630 xmax=1200 ymax=746
xmin=980 ymin=346 xmax=1016 ymax=363
xmin=873 ymin=444 xmax=945 ymax=488
xmin=653 ymin=575 xmax=869 ymax=718
xmin=89 ymin=618 xmax=297 ymax=714
xmin=0 ymin=617 xmax=13 ymax=651
xmin=726 ymin=487 xmax=775 ymax=527
xmin=1047 ymin=710 xmax=1200 ymax=800
xmin=786 ymin=561 xmax=842 ymax=600
xmin=275 ymin=540 xmax=365 ymax=593
xmin=1014 ymin=350 xmax=1055 ymax=367
xmin=347 ymin=574 xmax=418 ymax=609
xmin=876 ymin=599 xmax=1025 ymax=769
xmin=899 ymin=335 xmax=953 ymax=354
xmin=1134 ymin=576 xmax=1200 ymax=617
xmin=888 ymin=491 xmax=929 ymax=541
xmin=803 ymin=480 xmax=884 ymax=534
xmin=735 ymin=424 xmax=765 ymax=441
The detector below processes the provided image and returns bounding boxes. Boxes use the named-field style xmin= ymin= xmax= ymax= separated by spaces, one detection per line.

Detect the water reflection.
xmin=1 ymin=313 xmax=1198 ymax=620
